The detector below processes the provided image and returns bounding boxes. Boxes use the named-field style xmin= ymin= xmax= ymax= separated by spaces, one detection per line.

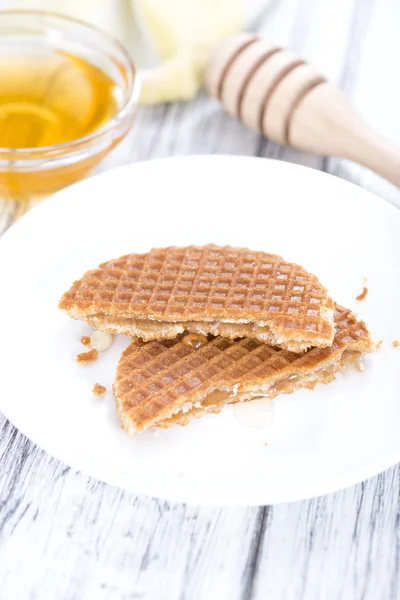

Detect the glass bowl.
xmin=0 ymin=10 xmax=140 ymax=210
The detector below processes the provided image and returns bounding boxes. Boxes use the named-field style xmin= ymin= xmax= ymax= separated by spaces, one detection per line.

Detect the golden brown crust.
xmin=80 ymin=335 xmax=91 ymax=346
xmin=59 ymin=245 xmax=335 ymax=351
xmin=114 ymin=304 xmax=373 ymax=434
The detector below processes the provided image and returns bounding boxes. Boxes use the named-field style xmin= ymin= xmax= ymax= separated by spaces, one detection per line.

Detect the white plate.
xmin=0 ymin=156 xmax=399 ymax=506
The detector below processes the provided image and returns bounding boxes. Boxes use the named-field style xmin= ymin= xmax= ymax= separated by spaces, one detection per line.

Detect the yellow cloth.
xmin=3 ymin=0 xmax=245 ymax=104
xmin=135 ymin=0 xmax=244 ymax=103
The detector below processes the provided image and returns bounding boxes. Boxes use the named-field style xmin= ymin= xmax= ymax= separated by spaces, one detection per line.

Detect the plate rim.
xmin=1 ymin=154 xmax=400 ymax=250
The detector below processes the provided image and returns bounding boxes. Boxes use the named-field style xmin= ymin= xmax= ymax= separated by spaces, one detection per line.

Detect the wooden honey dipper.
xmin=206 ymin=32 xmax=400 ymax=187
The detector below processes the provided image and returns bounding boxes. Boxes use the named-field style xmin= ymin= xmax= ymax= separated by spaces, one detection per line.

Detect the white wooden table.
xmin=1 ymin=1 xmax=400 ymax=598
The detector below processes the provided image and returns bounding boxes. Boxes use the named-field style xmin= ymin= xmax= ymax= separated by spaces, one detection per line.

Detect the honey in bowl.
xmin=0 ymin=11 xmax=138 ymax=210
xmin=0 ymin=50 xmax=118 ymax=149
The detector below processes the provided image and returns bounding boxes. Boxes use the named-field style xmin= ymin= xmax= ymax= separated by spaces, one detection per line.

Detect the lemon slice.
xmin=0 ymin=102 xmax=61 ymax=148
xmin=46 ymin=53 xmax=99 ymax=132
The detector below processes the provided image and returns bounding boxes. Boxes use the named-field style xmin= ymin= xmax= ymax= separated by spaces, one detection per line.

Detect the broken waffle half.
xmin=59 ymin=245 xmax=335 ymax=352
xmin=114 ymin=305 xmax=373 ymax=434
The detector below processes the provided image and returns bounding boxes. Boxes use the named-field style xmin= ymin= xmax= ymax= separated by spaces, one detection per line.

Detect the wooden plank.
xmin=0 ymin=415 xmax=262 ymax=600
xmin=251 ymin=467 xmax=400 ymax=600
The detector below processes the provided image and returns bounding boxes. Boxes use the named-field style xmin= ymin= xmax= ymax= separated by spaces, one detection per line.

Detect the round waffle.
xmin=114 ymin=305 xmax=373 ymax=434
xmin=59 ymin=245 xmax=335 ymax=352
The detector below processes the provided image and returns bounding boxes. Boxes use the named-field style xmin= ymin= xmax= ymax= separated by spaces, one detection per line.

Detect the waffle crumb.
xmin=392 ymin=340 xmax=400 ymax=348
xmin=80 ymin=335 xmax=91 ymax=346
xmin=356 ymin=287 xmax=368 ymax=301
xmin=92 ymin=383 xmax=106 ymax=396
xmin=376 ymin=340 xmax=383 ymax=349
xmin=77 ymin=348 xmax=98 ymax=363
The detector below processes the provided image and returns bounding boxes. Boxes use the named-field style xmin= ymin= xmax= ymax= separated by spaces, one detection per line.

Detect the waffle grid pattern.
xmin=115 ymin=305 xmax=372 ymax=428
xmin=60 ymin=246 xmax=332 ymax=336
